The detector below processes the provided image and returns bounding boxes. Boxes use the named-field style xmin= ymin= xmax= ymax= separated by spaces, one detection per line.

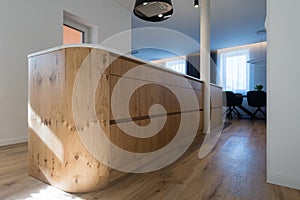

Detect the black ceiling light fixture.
xmin=133 ymin=0 xmax=173 ymax=22
xmin=194 ymin=0 xmax=199 ymax=8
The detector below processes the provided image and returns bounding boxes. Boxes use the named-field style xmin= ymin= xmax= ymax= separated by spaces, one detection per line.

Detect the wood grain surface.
xmin=28 ymin=47 xmax=206 ymax=193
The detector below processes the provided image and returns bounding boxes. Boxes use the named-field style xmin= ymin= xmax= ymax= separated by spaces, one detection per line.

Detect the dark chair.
xmin=247 ymin=91 xmax=266 ymax=119
xmin=223 ymin=91 xmax=243 ymax=119
xmin=234 ymin=93 xmax=243 ymax=108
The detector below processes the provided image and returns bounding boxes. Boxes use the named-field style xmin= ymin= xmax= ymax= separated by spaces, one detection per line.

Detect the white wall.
xmin=267 ymin=0 xmax=300 ymax=189
xmin=0 ymin=0 xmax=131 ymax=146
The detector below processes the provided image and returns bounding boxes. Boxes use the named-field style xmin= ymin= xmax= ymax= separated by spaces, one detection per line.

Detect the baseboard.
xmin=267 ymin=173 xmax=300 ymax=190
xmin=0 ymin=136 xmax=28 ymax=147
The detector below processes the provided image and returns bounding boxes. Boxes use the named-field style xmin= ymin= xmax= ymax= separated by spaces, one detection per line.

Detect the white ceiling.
xmin=114 ymin=0 xmax=266 ymax=60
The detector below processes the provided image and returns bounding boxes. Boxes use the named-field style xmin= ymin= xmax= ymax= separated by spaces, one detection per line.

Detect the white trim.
xmin=0 ymin=137 xmax=28 ymax=147
xmin=267 ymin=173 xmax=300 ymax=190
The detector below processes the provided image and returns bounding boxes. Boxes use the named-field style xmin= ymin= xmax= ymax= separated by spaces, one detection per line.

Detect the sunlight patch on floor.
xmin=24 ymin=186 xmax=82 ymax=200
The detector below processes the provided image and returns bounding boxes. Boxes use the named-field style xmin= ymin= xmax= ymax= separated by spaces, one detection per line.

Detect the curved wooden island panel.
xmin=28 ymin=45 xmax=221 ymax=193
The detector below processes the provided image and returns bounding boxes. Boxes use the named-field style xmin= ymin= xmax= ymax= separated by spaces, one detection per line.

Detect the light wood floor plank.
xmin=1 ymin=120 xmax=300 ymax=199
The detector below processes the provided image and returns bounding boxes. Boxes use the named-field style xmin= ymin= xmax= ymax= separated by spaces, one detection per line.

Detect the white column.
xmin=200 ymin=0 xmax=210 ymax=134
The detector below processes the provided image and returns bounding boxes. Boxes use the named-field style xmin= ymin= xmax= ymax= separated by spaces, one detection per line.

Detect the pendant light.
xmin=194 ymin=0 xmax=199 ymax=8
xmin=133 ymin=0 xmax=173 ymax=22
xmin=247 ymin=29 xmax=267 ymax=66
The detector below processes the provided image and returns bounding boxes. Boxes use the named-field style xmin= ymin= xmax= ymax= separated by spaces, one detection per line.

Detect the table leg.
xmin=238 ymin=105 xmax=255 ymax=119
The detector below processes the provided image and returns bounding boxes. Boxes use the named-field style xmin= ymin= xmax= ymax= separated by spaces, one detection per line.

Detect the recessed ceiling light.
xmin=158 ymin=14 xmax=163 ymax=18
xmin=143 ymin=2 xmax=148 ymax=5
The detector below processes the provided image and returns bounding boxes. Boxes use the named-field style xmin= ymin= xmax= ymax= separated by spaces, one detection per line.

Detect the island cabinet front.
xmin=28 ymin=46 xmax=205 ymax=193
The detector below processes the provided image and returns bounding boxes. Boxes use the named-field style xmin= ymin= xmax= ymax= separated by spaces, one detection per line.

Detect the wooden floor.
xmin=1 ymin=120 xmax=300 ymax=200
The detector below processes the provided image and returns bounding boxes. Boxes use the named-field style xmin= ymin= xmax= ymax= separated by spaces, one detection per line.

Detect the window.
xmin=63 ymin=25 xmax=84 ymax=44
xmin=220 ymin=49 xmax=249 ymax=94
xmin=165 ymin=59 xmax=186 ymax=74
xmin=152 ymin=56 xmax=186 ymax=74
xmin=63 ymin=10 xmax=98 ymax=44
